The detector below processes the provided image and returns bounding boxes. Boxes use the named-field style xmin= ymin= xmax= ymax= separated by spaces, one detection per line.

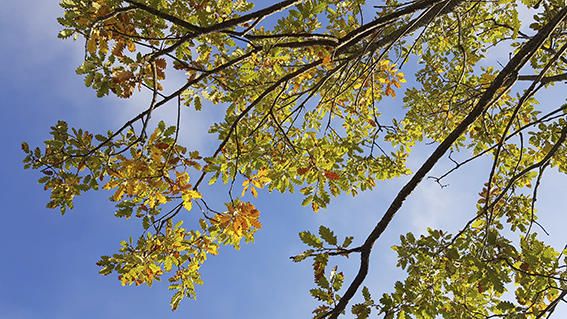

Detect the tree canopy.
xmin=23 ymin=0 xmax=567 ymax=317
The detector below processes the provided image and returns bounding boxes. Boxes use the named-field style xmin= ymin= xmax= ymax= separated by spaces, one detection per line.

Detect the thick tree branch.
xmin=123 ymin=0 xmax=301 ymax=36
xmin=518 ymin=72 xmax=567 ymax=83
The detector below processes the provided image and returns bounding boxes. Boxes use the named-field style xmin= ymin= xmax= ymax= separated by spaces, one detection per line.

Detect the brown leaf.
xmin=156 ymin=142 xmax=169 ymax=150
xmin=520 ymin=262 xmax=530 ymax=272
xmin=155 ymin=58 xmax=167 ymax=69
xmin=113 ymin=70 xmax=133 ymax=83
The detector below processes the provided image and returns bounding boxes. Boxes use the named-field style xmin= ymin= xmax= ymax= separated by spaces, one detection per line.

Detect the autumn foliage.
xmin=24 ymin=0 xmax=567 ymax=317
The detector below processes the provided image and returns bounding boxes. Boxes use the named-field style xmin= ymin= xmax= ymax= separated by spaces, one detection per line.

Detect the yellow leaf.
xmin=111 ymin=188 xmax=125 ymax=201
xmin=207 ymin=244 xmax=218 ymax=255
xmin=185 ymin=190 xmax=202 ymax=200
xmin=155 ymin=193 xmax=167 ymax=205
xmin=312 ymin=202 xmax=319 ymax=212
xmin=471 ymin=219 xmax=484 ymax=229
xmin=183 ymin=200 xmax=193 ymax=212
xmin=182 ymin=190 xmax=202 ymax=212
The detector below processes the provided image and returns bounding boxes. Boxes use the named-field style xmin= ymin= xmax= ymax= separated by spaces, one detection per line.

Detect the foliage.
xmin=24 ymin=0 xmax=567 ymax=317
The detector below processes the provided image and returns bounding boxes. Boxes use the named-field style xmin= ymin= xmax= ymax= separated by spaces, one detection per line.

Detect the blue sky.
xmin=0 ymin=1 xmax=566 ymax=318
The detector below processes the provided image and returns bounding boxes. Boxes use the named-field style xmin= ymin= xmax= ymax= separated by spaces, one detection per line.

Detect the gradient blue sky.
xmin=1 ymin=1 xmax=565 ymax=318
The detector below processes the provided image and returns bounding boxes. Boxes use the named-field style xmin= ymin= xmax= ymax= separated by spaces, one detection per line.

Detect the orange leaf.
xmin=324 ymin=171 xmax=340 ymax=180
xmin=385 ymin=86 xmax=396 ymax=97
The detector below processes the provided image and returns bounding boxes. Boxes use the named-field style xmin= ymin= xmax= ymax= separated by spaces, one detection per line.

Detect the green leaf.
xmin=319 ymin=226 xmax=337 ymax=246
xmin=342 ymin=236 xmax=354 ymax=248
xmin=299 ymin=231 xmax=323 ymax=248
